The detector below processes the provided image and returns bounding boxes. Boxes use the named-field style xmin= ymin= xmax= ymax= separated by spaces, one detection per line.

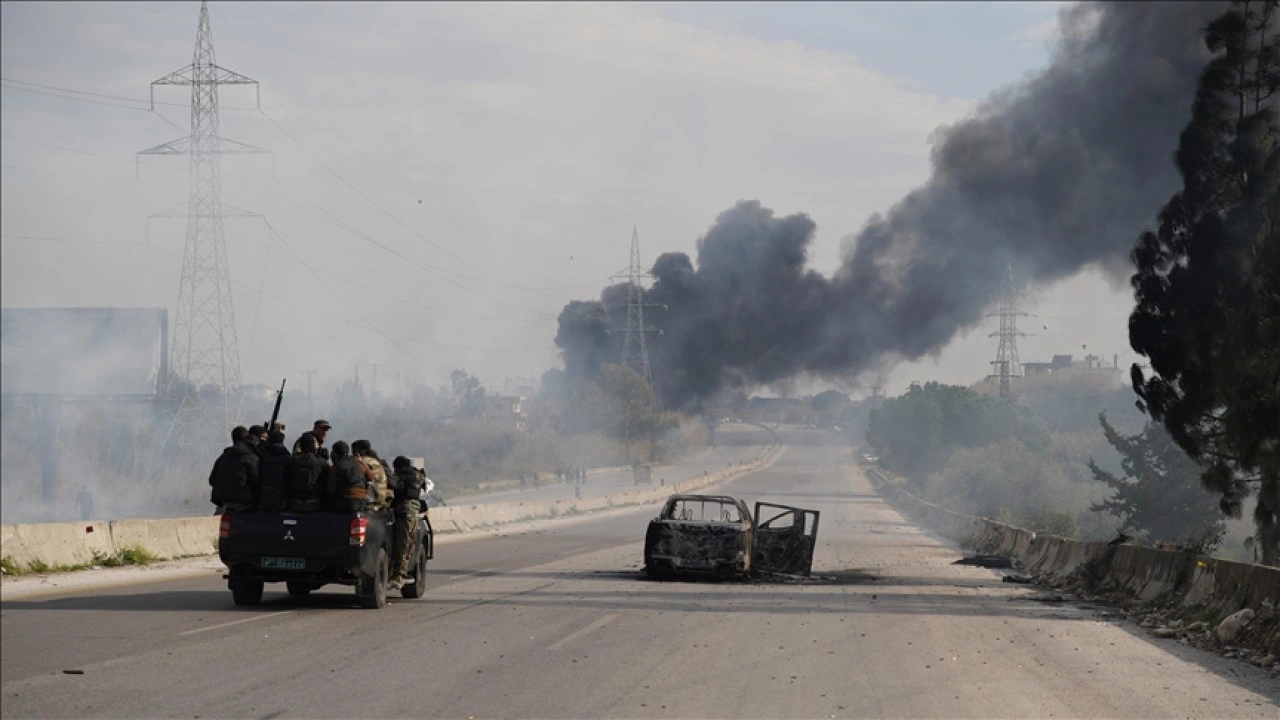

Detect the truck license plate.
xmin=262 ymin=557 xmax=305 ymax=570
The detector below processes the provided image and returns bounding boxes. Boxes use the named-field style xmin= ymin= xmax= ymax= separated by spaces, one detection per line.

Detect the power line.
xmin=3 ymin=140 xmax=557 ymax=326
xmin=266 ymin=170 xmax=556 ymax=319
xmin=209 ymin=7 xmax=579 ymax=302
xmin=4 ymin=230 xmax=557 ymax=355
xmin=1 ymin=76 xmax=257 ymax=110
xmin=259 ymin=217 xmax=411 ymax=358
xmin=256 ymin=108 xmax=573 ymax=303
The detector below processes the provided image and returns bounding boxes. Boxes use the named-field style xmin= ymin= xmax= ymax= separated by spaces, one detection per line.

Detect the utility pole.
xmin=301 ymin=370 xmax=318 ymax=416
xmin=141 ymin=1 xmax=267 ymax=458
xmin=370 ymin=363 xmax=381 ymax=397
xmin=987 ymin=263 xmax=1030 ymax=398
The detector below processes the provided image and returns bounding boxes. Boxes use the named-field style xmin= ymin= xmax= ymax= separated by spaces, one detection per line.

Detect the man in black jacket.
xmin=210 ymin=428 xmax=260 ymax=512
xmin=210 ymin=426 xmax=248 ymax=513
xmin=257 ymin=429 xmax=292 ymax=511
xmin=288 ymin=433 xmax=330 ymax=512
xmin=328 ymin=441 xmax=369 ymax=512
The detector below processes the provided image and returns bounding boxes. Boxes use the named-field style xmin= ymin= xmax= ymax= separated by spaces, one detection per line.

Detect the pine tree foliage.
xmin=1129 ymin=0 xmax=1280 ymax=564
xmin=1088 ymin=414 xmax=1225 ymax=550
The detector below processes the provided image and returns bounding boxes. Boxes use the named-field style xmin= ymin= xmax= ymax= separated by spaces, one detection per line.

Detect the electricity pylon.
xmin=140 ymin=1 xmax=266 ymax=456
xmin=987 ymin=263 xmax=1030 ymax=398
xmin=608 ymin=226 xmax=660 ymax=388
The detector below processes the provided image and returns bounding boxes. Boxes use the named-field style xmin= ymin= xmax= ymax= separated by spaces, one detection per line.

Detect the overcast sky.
xmin=1 ymin=1 xmax=1136 ymax=399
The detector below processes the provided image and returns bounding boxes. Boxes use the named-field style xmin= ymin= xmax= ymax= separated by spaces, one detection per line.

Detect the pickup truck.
xmin=218 ymin=509 xmax=434 ymax=609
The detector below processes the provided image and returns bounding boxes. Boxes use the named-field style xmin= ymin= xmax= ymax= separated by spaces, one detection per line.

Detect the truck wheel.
xmin=286 ymin=581 xmax=313 ymax=598
xmin=401 ymin=547 xmax=428 ymax=599
xmin=359 ymin=548 xmax=389 ymax=609
xmin=231 ymin=579 xmax=264 ymax=606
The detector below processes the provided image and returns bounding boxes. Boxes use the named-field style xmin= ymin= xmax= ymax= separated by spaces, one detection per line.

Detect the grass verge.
xmin=0 ymin=546 xmax=161 ymax=576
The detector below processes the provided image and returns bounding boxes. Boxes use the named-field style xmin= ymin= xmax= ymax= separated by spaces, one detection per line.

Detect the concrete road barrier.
xmin=1 ymin=520 xmax=115 ymax=569
xmin=0 ymin=443 xmax=783 ymax=574
xmin=870 ymin=467 xmax=1280 ymax=655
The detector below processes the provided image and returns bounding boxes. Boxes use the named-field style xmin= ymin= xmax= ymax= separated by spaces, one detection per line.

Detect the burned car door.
xmin=752 ymin=502 xmax=819 ymax=576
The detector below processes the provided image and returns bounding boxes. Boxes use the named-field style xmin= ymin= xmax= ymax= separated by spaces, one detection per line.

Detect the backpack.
xmin=289 ymin=454 xmax=327 ymax=504
xmin=212 ymin=445 xmax=256 ymax=507
xmin=257 ymin=445 xmax=291 ymax=511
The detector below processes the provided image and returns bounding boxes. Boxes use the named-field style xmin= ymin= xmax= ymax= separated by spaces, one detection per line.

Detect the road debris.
xmin=952 ymin=554 xmax=1014 ymax=568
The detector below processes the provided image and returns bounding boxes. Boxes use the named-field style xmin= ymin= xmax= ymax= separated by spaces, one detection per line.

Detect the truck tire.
xmin=286 ymin=581 xmax=313 ymax=597
xmin=231 ymin=579 xmax=264 ymax=606
xmin=401 ymin=546 xmax=428 ymax=599
xmin=359 ymin=548 xmax=389 ymax=609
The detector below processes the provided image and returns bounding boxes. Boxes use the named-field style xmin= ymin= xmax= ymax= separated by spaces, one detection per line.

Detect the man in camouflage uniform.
xmin=388 ymin=456 xmax=425 ymax=589
xmin=351 ymin=439 xmax=390 ymax=512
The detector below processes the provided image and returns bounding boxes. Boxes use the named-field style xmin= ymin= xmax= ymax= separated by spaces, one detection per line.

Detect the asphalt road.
xmin=2 ymin=430 xmax=1276 ymax=719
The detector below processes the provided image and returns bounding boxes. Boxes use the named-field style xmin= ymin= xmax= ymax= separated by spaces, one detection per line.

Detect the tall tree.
xmin=1129 ymin=0 xmax=1280 ymax=563
xmin=449 ymin=369 xmax=486 ymax=419
xmin=1088 ymin=415 xmax=1225 ymax=550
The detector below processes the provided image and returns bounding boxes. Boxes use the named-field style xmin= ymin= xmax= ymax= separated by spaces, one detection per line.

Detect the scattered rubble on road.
xmin=951 ymin=554 xmax=1014 ymax=568
xmin=1039 ymin=573 xmax=1279 ymax=674
xmin=943 ymin=546 xmax=1278 ymax=675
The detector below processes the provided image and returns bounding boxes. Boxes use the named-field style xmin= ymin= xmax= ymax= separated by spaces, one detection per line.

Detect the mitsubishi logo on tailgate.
xmin=283 ymin=530 xmax=295 ymax=541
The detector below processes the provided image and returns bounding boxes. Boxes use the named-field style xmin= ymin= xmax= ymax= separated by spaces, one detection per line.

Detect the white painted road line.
xmin=178 ymin=611 xmax=292 ymax=636
xmin=546 ymin=613 xmax=618 ymax=651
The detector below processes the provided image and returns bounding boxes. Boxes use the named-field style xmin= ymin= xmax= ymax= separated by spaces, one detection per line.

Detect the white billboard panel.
xmin=1 ymin=307 xmax=168 ymax=396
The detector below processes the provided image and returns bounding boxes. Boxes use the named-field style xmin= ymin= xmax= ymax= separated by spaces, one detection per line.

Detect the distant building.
xmin=480 ymin=395 xmax=527 ymax=434
xmin=1021 ymin=353 xmax=1124 ymax=385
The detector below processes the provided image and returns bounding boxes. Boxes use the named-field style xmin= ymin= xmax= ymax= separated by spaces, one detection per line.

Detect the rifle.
xmin=266 ymin=378 xmax=286 ymax=433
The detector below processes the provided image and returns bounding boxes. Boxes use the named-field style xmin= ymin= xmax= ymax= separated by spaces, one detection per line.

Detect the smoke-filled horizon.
xmin=554 ymin=2 xmax=1223 ymax=409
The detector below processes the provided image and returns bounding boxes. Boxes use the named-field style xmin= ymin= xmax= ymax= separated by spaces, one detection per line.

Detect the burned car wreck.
xmin=643 ymin=494 xmax=819 ymax=578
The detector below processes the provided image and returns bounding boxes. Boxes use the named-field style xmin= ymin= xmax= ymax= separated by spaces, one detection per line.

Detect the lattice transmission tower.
xmin=987 ymin=263 xmax=1030 ymax=398
xmin=608 ymin=226 xmax=659 ymax=388
xmin=140 ymin=1 xmax=266 ymax=451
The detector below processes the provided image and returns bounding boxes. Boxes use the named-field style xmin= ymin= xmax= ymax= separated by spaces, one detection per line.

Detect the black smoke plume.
xmin=555 ymin=2 xmax=1224 ymax=409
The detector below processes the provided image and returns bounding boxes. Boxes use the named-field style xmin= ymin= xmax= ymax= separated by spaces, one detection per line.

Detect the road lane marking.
xmin=178 ymin=611 xmax=291 ymax=636
xmin=546 ymin=613 xmax=617 ymax=651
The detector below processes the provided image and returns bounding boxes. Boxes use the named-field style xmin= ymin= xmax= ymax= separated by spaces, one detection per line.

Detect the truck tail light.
xmin=349 ymin=516 xmax=368 ymax=547
xmin=219 ymin=513 xmax=232 ymax=539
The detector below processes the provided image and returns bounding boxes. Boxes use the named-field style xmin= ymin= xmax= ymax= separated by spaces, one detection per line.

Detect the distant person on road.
xmin=293 ymin=420 xmax=332 ymax=461
xmin=389 ymin=455 xmax=425 ymax=589
xmin=288 ymin=433 xmax=329 ymax=512
xmin=76 ymin=486 xmax=94 ymax=521
xmin=256 ymin=429 xmax=292 ymax=511
xmin=519 ymin=470 xmax=527 ymax=491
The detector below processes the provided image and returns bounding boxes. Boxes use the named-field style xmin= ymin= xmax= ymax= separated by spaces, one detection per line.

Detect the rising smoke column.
xmin=556 ymin=2 xmax=1225 ymax=408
